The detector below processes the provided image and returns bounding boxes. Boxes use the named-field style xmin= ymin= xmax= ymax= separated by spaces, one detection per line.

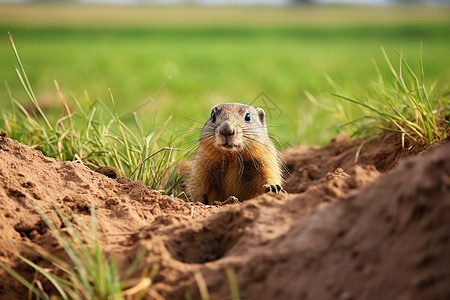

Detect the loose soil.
xmin=0 ymin=132 xmax=449 ymax=299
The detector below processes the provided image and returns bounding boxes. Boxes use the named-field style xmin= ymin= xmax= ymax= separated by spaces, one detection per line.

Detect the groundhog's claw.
xmin=264 ymin=184 xmax=287 ymax=194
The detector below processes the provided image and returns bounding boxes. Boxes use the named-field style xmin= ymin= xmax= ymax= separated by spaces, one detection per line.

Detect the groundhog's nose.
xmin=219 ymin=121 xmax=235 ymax=136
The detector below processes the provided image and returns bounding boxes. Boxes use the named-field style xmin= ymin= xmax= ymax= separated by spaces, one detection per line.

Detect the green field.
xmin=1 ymin=3 xmax=449 ymax=146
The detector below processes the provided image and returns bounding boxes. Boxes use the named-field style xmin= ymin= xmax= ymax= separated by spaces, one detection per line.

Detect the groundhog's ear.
xmin=256 ymin=107 xmax=266 ymax=126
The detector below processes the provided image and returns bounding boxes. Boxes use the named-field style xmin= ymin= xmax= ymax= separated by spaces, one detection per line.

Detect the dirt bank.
xmin=0 ymin=132 xmax=448 ymax=299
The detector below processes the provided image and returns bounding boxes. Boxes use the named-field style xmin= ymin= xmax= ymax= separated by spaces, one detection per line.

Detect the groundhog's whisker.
xmin=200 ymin=134 xmax=215 ymax=142
xmin=242 ymin=135 xmax=271 ymax=148
xmin=242 ymin=127 xmax=266 ymax=132
xmin=234 ymin=151 xmax=245 ymax=175
xmin=242 ymin=130 xmax=266 ymax=136
xmin=244 ymin=132 xmax=287 ymax=149
xmin=183 ymin=143 xmax=202 ymax=154
xmin=244 ymin=147 xmax=260 ymax=169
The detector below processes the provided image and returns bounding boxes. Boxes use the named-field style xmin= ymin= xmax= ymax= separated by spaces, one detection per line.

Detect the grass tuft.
xmin=0 ymin=199 xmax=152 ymax=299
xmin=2 ymin=32 xmax=184 ymax=194
xmin=332 ymin=45 xmax=449 ymax=146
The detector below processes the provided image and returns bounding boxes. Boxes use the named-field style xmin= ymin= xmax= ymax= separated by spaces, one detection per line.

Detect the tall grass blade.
xmin=0 ymin=261 xmax=47 ymax=300
xmin=226 ymin=268 xmax=241 ymax=300
xmin=194 ymin=270 xmax=210 ymax=300
xmin=8 ymin=32 xmax=52 ymax=130
xmin=334 ymin=47 xmax=444 ymax=146
xmin=18 ymin=255 xmax=70 ymax=300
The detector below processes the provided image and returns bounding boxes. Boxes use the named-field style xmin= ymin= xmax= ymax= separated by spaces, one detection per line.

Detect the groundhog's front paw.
xmin=264 ymin=184 xmax=287 ymax=194
xmin=211 ymin=196 xmax=240 ymax=206
xmin=223 ymin=196 xmax=240 ymax=204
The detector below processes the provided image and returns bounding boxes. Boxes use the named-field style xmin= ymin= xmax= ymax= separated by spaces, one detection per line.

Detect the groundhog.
xmin=188 ymin=103 xmax=285 ymax=204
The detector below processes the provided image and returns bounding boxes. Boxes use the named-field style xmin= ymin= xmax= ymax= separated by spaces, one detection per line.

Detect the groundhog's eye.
xmin=245 ymin=112 xmax=252 ymax=123
xmin=211 ymin=111 xmax=217 ymax=122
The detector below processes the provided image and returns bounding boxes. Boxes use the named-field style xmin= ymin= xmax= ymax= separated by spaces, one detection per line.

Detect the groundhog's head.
xmin=201 ymin=103 xmax=268 ymax=152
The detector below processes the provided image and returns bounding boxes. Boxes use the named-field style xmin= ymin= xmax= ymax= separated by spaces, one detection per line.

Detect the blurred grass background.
xmin=1 ymin=3 xmax=449 ymax=146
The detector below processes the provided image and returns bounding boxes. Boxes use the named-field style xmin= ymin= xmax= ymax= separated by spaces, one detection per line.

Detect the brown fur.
xmin=188 ymin=103 xmax=284 ymax=204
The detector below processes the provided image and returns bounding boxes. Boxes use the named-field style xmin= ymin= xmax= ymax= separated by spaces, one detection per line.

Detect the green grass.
xmin=1 ymin=3 xmax=449 ymax=146
xmin=2 ymin=32 xmax=184 ymax=194
xmin=331 ymin=45 xmax=449 ymax=146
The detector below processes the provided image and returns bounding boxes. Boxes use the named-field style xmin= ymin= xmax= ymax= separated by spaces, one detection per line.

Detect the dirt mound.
xmin=0 ymin=136 xmax=220 ymax=297
xmin=283 ymin=132 xmax=429 ymax=193
xmin=0 ymin=132 xmax=449 ymax=299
